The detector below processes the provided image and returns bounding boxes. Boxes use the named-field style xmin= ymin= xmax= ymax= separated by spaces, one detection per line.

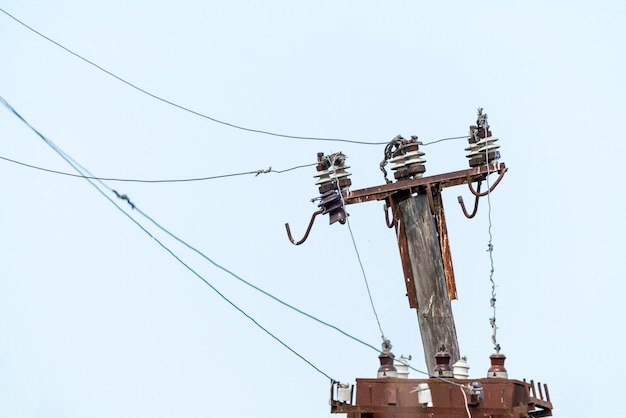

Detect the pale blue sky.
xmin=1 ymin=1 xmax=625 ymax=417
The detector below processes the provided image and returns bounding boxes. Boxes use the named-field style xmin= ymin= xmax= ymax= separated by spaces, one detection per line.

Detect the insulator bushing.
xmin=389 ymin=142 xmax=426 ymax=181
xmin=465 ymin=136 xmax=500 ymax=168
xmin=317 ymin=189 xmax=347 ymax=225
xmin=487 ymin=352 xmax=508 ymax=379
xmin=433 ymin=349 xmax=453 ymax=378
xmin=314 ymin=152 xmax=352 ymax=195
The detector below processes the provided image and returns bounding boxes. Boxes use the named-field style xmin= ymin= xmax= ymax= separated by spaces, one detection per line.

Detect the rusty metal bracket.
xmin=285 ymin=209 xmax=324 ymax=245
xmin=467 ymin=169 xmax=506 ymax=197
xmin=457 ymin=181 xmax=482 ymax=219
xmin=384 ymin=201 xmax=395 ymax=228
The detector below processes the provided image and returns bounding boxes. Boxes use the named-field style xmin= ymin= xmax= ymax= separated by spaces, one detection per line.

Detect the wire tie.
xmin=255 ymin=166 xmax=271 ymax=176
xmin=112 ymin=190 xmax=135 ymax=209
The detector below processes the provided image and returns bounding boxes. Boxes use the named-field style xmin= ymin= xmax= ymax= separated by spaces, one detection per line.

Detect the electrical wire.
xmin=327 ymin=155 xmax=386 ymax=342
xmin=0 ymin=8 xmax=469 ymax=147
xmin=1 ymin=96 xmax=495 ymax=400
xmin=459 ymin=387 xmax=473 ymax=418
xmin=0 ymin=155 xmax=316 ymax=183
xmin=481 ymin=111 xmax=499 ymax=352
xmin=0 ymin=8 xmax=380 ymax=145
xmin=343 ymin=212 xmax=386 ymax=341
xmin=0 ymin=97 xmax=379 ymax=355
xmin=421 ymin=135 xmax=470 ymax=146
xmin=0 ymin=96 xmax=490 ymax=396
xmin=132 ymin=205 xmax=379 ymax=353
xmin=0 ymin=95 xmax=337 ymax=381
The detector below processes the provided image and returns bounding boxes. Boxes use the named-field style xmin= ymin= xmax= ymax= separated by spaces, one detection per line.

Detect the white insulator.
xmin=413 ymin=383 xmax=433 ymax=407
xmin=394 ymin=355 xmax=411 ymax=379
xmin=465 ymin=137 xmax=500 ymax=158
xmin=314 ymin=169 xmax=333 ymax=185
xmin=475 ymin=136 xmax=499 ymax=146
xmin=466 ymin=143 xmax=501 ymax=158
xmin=464 ymin=143 xmax=481 ymax=152
xmin=337 ymin=383 xmax=351 ymax=403
xmin=403 ymin=149 xmax=427 ymax=166
xmin=452 ymin=358 xmax=470 ymax=379
xmin=313 ymin=166 xmax=351 ymax=185
xmin=388 ymin=153 xmax=407 ymax=166
xmin=331 ymin=167 xmax=352 ymax=180
xmin=465 ymin=137 xmax=498 ymax=153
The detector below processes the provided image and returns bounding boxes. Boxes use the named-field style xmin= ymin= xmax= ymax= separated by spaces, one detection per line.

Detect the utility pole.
xmin=286 ymin=109 xmax=553 ymax=417
xmin=393 ymin=192 xmax=459 ymax=371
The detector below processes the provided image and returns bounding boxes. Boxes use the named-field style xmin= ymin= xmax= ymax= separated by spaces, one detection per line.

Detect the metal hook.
xmin=457 ymin=181 xmax=481 ymax=219
xmin=384 ymin=201 xmax=395 ymax=228
xmin=284 ymin=209 xmax=324 ymax=245
xmin=467 ymin=169 xmax=506 ymax=197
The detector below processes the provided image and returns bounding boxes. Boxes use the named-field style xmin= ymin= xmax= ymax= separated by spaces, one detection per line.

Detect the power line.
xmin=0 ymin=8 xmax=381 ymax=145
xmin=0 ymin=8 xmax=468 ymax=147
xmin=1 ymin=95 xmax=504 ymax=396
xmin=0 ymin=155 xmax=316 ymax=183
xmin=421 ymin=135 xmax=469 ymax=146
xmin=0 ymin=95 xmax=383 ymax=376
xmin=0 ymin=96 xmax=376 ymax=353
xmin=326 ymin=154 xmax=387 ymax=342
xmin=0 ymin=95 xmax=338 ymax=381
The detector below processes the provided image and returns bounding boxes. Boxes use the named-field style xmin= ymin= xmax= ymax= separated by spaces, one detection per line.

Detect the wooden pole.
xmin=395 ymin=193 xmax=460 ymax=371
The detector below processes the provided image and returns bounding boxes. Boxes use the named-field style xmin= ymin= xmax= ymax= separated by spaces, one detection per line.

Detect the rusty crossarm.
xmin=343 ymin=162 xmax=507 ymax=205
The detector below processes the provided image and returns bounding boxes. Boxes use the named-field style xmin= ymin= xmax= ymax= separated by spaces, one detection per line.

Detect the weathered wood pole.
xmin=396 ymin=193 xmax=460 ymax=371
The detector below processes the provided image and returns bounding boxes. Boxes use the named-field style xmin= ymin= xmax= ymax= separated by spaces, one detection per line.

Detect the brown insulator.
xmin=487 ymin=352 xmax=508 ymax=378
xmin=377 ymin=341 xmax=397 ymax=378
xmin=433 ymin=346 xmax=453 ymax=377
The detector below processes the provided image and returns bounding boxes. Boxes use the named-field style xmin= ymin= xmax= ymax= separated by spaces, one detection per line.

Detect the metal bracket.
xmin=284 ymin=209 xmax=324 ymax=245
xmin=456 ymin=168 xmax=506 ymax=218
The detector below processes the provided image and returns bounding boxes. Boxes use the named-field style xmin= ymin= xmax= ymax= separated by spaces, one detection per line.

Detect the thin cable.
xmin=0 ymin=8 xmax=469 ymax=148
xmin=0 ymin=99 xmax=379 ymax=356
xmin=345 ymin=213 xmax=385 ymax=341
xmin=327 ymin=155 xmax=386 ymax=342
xmin=133 ymin=205 xmax=380 ymax=353
xmin=0 ymin=95 xmax=335 ymax=381
xmin=0 ymin=8 xmax=381 ymax=145
xmin=459 ymin=387 xmax=473 ymax=418
xmin=480 ymin=110 xmax=498 ymax=352
xmin=0 ymin=155 xmax=316 ymax=183
xmin=2 ymin=95 xmax=504 ymax=393
xmin=421 ymin=135 xmax=470 ymax=146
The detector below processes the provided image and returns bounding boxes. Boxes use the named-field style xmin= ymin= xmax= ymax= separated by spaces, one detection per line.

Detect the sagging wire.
xmin=479 ymin=109 xmax=499 ymax=352
xmin=0 ymin=95 xmax=342 ymax=381
xmin=0 ymin=148 xmax=377 ymax=352
xmin=0 ymin=8 xmax=469 ymax=148
xmin=1 ymin=97 xmax=511 ymax=403
xmin=0 ymin=155 xmax=316 ymax=183
xmin=0 ymin=8 xmax=381 ymax=145
xmin=326 ymin=153 xmax=387 ymax=343
xmin=459 ymin=387 xmax=473 ymax=418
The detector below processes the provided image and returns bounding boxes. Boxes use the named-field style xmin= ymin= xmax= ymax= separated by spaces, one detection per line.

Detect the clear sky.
xmin=1 ymin=1 xmax=624 ymax=417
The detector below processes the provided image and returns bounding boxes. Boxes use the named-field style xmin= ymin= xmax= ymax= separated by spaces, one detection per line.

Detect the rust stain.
xmin=390 ymin=195 xmax=418 ymax=309
xmin=434 ymin=191 xmax=457 ymax=300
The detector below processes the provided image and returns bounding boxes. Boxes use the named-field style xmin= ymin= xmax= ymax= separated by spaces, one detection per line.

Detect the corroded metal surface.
xmin=330 ymin=377 xmax=552 ymax=418
xmin=343 ymin=162 xmax=507 ymax=205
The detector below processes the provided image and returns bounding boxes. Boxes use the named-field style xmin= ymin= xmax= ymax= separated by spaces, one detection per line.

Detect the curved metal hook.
xmin=457 ymin=181 xmax=481 ymax=219
xmin=384 ymin=202 xmax=395 ymax=228
xmin=285 ymin=209 xmax=324 ymax=245
xmin=467 ymin=169 xmax=506 ymax=197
